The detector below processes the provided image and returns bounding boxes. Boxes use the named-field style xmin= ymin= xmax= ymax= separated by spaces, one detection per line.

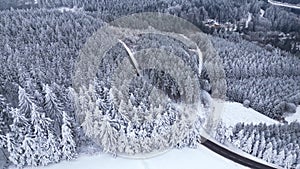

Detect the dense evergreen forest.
xmin=212 ymin=34 xmax=300 ymax=119
xmin=0 ymin=0 xmax=299 ymax=168
xmin=216 ymin=122 xmax=300 ymax=168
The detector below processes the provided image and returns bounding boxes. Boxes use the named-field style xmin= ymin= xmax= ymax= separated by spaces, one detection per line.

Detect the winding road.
xmin=199 ymin=132 xmax=284 ymax=169
xmin=268 ymin=0 xmax=300 ymax=9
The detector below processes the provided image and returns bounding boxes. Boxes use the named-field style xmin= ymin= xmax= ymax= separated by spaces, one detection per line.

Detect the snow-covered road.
xmin=268 ymin=0 xmax=300 ymax=9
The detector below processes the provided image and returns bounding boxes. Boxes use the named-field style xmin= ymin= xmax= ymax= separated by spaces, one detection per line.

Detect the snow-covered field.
xmin=285 ymin=106 xmax=300 ymax=123
xmin=215 ymin=100 xmax=279 ymax=127
xmin=21 ymin=146 xmax=247 ymax=169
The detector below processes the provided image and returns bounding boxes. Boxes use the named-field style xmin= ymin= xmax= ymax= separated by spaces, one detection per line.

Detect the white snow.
xmin=285 ymin=106 xmax=300 ymax=123
xmin=213 ymin=100 xmax=279 ymax=127
xmin=245 ymin=13 xmax=252 ymax=29
xmin=19 ymin=146 xmax=248 ymax=169
xmin=268 ymin=0 xmax=300 ymax=9
xmin=57 ymin=6 xmax=82 ymax=13
xmin=260 ymin=9 xmax=265 ymax=17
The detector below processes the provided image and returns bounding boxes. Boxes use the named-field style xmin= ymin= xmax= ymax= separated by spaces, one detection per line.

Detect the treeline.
xmin=211 ymin=34 xmax=300 ymax=119
xmin=30 ymin=0 xmax=300 ymax=54
xmin=2 ymin=0 xmax=299 ymax=52
xmin=229 ymin=122 xmax=300 ymax=168
xmin=33 ymin=0 xmax=300 ymax=33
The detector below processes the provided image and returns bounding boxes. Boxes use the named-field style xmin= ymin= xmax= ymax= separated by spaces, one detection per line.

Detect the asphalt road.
xmin=200 ymin=136 xmax=281 ymax=169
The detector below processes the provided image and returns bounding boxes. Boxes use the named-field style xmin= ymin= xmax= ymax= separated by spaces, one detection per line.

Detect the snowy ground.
xmin=20 ymin=146 xmax=247 ymax=169
xmin=215 ymin=100 xmax=279 ymax=127
xmin=285 ymin=106 xmax=300 ymax=123
xmin=56 ymin=7 xmax=82 ymax=12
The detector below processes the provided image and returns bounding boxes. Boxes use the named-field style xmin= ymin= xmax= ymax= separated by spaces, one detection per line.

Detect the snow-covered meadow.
xmin=20 ymin=146 xmax=247 ymax=169
xmin=215 ymin=100 xmax=279 ymax=127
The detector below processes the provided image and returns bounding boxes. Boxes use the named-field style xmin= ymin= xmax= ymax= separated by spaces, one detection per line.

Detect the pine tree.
xmin=241 ymin=132 xmax=254 ymax=153
xmin=0 ymin=134 xmax=5 ymax=148
xmin=257 ymin=133 xmax=266 ymax=158
xmin=45 ymin=132 xmax=61 ymax=163
xmin=262 ymin=142 xmax=273 ymax=163
xmin=61 ymin=111 xmax=76 ymax=160
xmin=274 ymin=148 xmax=285 ymax=166
xmin=232 ymin=129 xmax=244 ymax=148
xmin=224 ymin=126 xmax=233 ymax=143
xmin=18 ymin=86 xmax=33 ymax=117
xmin=7 ymin=132 xmax=25 ymax=168
xmin=252 ymin=138 xmax=260 ymax=157
xmin=215 ymin=122 xmax=226 ymax=144
xmin=284 ymin=151 xmax=295 ymax=169
xmin=0 ymin=94 xmax=9 ymax=136
xmin=0 ymin=95 xmax=7 ymax=151
xmin=7 ymin=107 xmax=29 ymax=167
xmin=22 ymin=134 xmax=37 ymax=166
xmin=30 ymin=104 xmax=54 ymax=166
xmin=94 ymin=114 xmax=117 ymax=154
xmin=43 ymin=84 xmax=64 ymax=135
xmin=117 ymin=129 xmax=128 ymax=153
xmin=81 ymin=105 xmax=96 ymax=137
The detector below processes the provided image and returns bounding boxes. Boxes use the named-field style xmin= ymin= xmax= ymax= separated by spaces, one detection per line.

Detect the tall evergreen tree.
xmin=43 ymin=84 xmax=64 ymax=135
xmin=61 ymin=111 xmax=76 ymax=160
xmin=7 ymin=108 xmax=28 ymax=168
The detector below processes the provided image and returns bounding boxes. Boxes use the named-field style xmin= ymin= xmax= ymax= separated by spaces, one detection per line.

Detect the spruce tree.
xmin=61 ymin=111 xmax=76 ymax=160
xmin=7 ymin=108 xmax=28 ymax=168
xmin=43 ymin=84 xmax=64 ymax=135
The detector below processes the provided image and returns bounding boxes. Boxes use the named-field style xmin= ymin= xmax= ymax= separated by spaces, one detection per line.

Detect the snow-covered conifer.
xmin=94 ymin=114 xmax=117 ymax=154
xmin=43 ymin=84 xmax=64 ymax=134
xmin=7 ymin=108 xmax=28 ymax=167
xmin=262 ymin=142 xmax=273 ymax=163
xmin=274 ymin=148 xmax=286 ymax=166
xmin=61 ymin=111 xmax=76 ymax=160
xmin=18 ymin=86 xmax=33 ymax=117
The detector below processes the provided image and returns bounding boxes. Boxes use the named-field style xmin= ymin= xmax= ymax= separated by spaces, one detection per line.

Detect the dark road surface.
xmin=200 ymin=136 xmax=283 ymax=169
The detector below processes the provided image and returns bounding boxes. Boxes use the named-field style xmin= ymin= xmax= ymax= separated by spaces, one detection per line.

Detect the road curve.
xmin=199 ymin=134 xmax=284 ymax=169
xmin=268 ymin=0 xmax=300 ymax=9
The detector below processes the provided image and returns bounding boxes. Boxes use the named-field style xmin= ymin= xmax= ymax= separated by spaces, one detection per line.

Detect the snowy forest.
xmin=0 ymin=0 xmax=299 ymax=169
xmin=216 ymin=121 xmax=300 ymax=168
